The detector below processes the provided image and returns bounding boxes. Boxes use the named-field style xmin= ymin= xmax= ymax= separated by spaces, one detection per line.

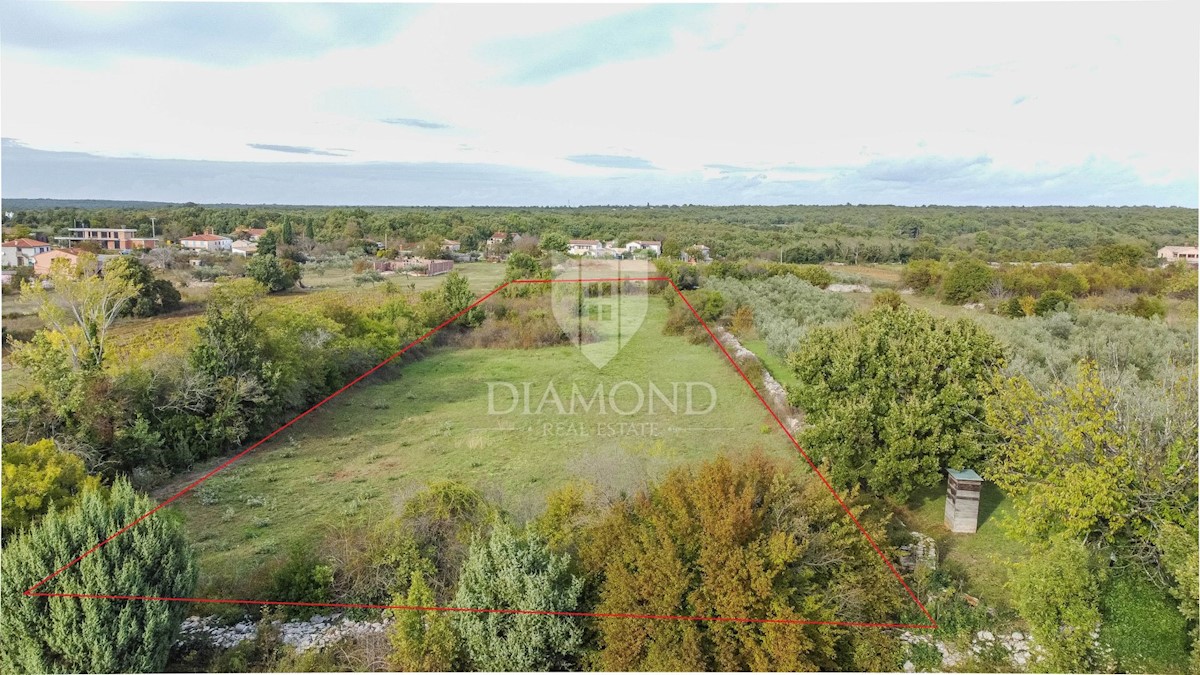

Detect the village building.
xmin=54 ymin=227 xmax=159 ymax=250
xmin=233 ymin=227 xmax=268 ymax=242
xmin=1157 ymin=245 xmax=1199 ymax=266
xmin=625 ymin=240 xmax=663 ymax=256
xmin=442 ymin=239 xmax=461 ymax=253
xmin=568 ymin=239 xmax=604 ymax=257
xmin=2 ymin=238 xmax=53 ymax=267
xmin=181 ymin=233 xmax=233 ymax=252
xmin=230 ymin=240 xmax=258 ymax=256
xmin=33 ymin=248 xmax=83 ymax=275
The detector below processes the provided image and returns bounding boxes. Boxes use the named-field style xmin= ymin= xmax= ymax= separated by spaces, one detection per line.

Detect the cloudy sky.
xmin=1 ymin=1 xmax=1197 ymax=206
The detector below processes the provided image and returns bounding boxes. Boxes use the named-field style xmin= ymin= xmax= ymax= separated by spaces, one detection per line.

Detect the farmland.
xmin=159 ymin=297 xmax=806 ymax=602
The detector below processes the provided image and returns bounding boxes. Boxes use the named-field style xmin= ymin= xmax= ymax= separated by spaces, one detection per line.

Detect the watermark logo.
xmin=549 ymin=254 xmax=649 ymax=369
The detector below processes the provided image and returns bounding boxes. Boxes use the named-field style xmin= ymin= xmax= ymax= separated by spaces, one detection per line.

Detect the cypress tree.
xmin=1 ymin=478 xmax=197 ymax=673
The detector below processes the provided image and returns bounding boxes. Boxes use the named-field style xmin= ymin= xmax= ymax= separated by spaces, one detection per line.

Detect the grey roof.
xmin=948 ymin=468 xmax=983 ymax=482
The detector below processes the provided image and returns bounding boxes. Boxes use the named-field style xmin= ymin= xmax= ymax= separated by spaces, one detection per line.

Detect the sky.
xmin=1 ymin=1 xmax=1197 ymax=207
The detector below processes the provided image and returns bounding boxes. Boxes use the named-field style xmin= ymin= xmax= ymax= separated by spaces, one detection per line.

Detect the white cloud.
xmin=1 ymin=2 xmax=1196 ymax=205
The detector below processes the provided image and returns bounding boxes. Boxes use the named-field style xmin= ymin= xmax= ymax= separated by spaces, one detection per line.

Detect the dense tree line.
xmin=5 ymin=201 xmax=1196 ymax=264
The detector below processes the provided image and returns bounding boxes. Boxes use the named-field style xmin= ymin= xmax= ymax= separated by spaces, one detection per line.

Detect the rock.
xmin=902 ymin=660 xmax=915 ymax=672
xmin=977 ymin=629 xmax=995 ymax=641
xmin=1011 ymin=631 xmax=1024 ymax=641
xmin=828 ymin=283 xmax=872 ymax=293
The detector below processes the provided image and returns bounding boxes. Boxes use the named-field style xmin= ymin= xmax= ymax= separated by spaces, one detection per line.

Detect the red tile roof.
xmin=2 ymin=238 xmax=49 ymax=248
xmin=182 ymin=233 xmax=231 ymax=242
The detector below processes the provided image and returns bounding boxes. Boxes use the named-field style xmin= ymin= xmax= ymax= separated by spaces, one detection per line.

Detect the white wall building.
xmin=180 ymin=233 xmax=233 ymax=251
xmin=2 ymin=238 xmax=52 ymax=267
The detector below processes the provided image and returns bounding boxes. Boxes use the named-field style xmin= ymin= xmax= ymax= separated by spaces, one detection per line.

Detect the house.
xmin=1157 ymin=246 xmax=1199 ymax=266
xmin=181 ymin=233 xmax=233 ymax=251
xmin=487 ymin=232 xmax=511 ymax=247
xmin=681 ymin=244 xmax=711 ymax=263
xmin=2 ymin=238 xmax=52 ymax=267
xmin=442 ymin=239 xmax=461 ymax=253
xmin=230 ymin=240 xmax=258 ymax=256
xmin=568 ymin=239 xmax=604 ymax=257
xmin=54 ymin=227 xmax=158 ymax=250
xmin=625 ymin=240 xmax=663 ymax=256
xmin=233 ymin=227 xmax=268 ymax=242
xmin=33 ymin=248 xmax=83 ymax=275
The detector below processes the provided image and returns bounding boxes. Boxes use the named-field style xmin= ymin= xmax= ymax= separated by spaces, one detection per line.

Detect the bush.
xmin=270 ymin=542 xmax=334 ymax=610
xmin=900 ymin=259 xmax=944 ymax=292
xmin=1 ymin=438 xmax=100 ymax=539
xmin=453 ymin=527 xmax=584 ymax=671
xmin=1128 ymin=294 xmax=1167 ymax=319
xmin=940 ymin=258 xmax=992 ymax=304
xmin=1033 ymin=289 xmax=1072 ymax=316
xmin=1010 ymin=537 xmax=1105 ymax=672
xmin=1 ymin=479 xmax=197 ymax=673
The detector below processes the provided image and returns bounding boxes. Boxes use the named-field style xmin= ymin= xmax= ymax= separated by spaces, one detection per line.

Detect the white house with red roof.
xmin=2 ymin=238 xmax=52 ymax=267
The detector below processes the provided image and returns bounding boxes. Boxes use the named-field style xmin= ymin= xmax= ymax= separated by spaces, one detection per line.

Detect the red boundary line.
xmin=24 ymin=276 xmax=936 ymax=631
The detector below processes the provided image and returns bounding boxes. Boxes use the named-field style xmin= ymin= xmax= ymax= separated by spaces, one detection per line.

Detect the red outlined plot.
xmin=24 ymin=277 xmax=937 ymax=631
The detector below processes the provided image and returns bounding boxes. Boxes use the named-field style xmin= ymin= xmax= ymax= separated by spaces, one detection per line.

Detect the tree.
xmin=441 ymin=271 xmax=481 ymax=327
xmin=246 ymin=254 xmax=298 ymax=293
xmin=453 ymin=526 xmax=585 ymax=671
xmin=281 ymin=220 xmax=295 ymax=245
xmin=985 ymin=361 xmax=1196 ymax=546
xmin=788 ymin=305 xmax=1003 ymax=499
xmin=580 ymin=454 xmax=903 ymax=671
xmin=1 ymin=439 xmax=99 ymax=539
xmin=390 ymin=571 xmax=460 ymax=671
xmin=1095 ymin=243 xmax=1147 ymax=267
xmin=256 ymin=228 xmax=279 ymax=256
xmin=0 ymin=479 xmax=197 ymax=673
xmin=538 ymin=231 xmax=568 ymax=254
xmin=103 ymin=255 xmax=181 ymax=317
xmin=1010 ymin=537 xmax=1106 ymax=672
xmin=940 ymin=258 xmax=992 ymax=304
xmin=20 ymin=253 xmax=137 ymax=370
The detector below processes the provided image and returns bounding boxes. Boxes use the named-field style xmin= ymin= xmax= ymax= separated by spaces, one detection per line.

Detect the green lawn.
xmin=893 ymin=482 xmax=1029 ymax=609
xmin=161 ymin=297 xmax=806 ymax=602
xmin=739 ymin=337 xmax=801 ymax=392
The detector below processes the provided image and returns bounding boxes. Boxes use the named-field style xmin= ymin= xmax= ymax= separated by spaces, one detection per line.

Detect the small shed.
xmin=944 ymin=468 xmax=983 ymax=534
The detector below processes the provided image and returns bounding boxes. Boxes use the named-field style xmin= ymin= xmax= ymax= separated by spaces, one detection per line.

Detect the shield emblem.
xmin=550 ymin=253 xmax=649 ymax=369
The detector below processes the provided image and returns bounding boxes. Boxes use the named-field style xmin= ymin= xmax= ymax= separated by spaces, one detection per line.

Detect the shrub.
xmin=900 ymin=259 xmax=944 ymax=292
xmin=940 ymin=258 xmax=992 ymax=304
xmin=1033 ymin=289 xmax=1072 ymax=316
xmin=1010 ymin=537 xmax=1105 ymax=672
xmin=1 ymin=479 xmax=197 ymax=673
xmin=390 ymin=571 xmax=461 ymax=671
xmin=453 ymin=526 xmax=585 ymax=671
xmin=1 ymin=438 xmax=100 ymax=539
xmin=873 ymin=288 xmax=904 ymax=309
xmin=270 ymin=542 xmax=334 ymax=610
xmin=1128 ymin=294 xmax=1167 ymax=319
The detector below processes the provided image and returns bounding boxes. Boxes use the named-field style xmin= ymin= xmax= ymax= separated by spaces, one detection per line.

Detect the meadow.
xmin=158 ymin=298 xmax=809 ymax=603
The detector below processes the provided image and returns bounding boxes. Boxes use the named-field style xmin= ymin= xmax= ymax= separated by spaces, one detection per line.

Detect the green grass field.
xmin=894 ymin=482 xmax=1029 ymax=608
xmin=159 ymin=297 xmax=808 ymax=602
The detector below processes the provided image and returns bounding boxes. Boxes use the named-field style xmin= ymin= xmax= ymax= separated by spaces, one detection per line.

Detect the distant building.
xmin=442 ymin=239 xmax=461 ymax=253
xmin=230 ymin=240 xmax=258 ymax=256
xmin=1157 ymin=245 xmax=1199 ymax=266
xmin=181 ymin=233 xmax=233 ymax=251
xmin=625 ymin=240 xmax=663 ymax=256
xmin=569 ymin=239 xmax=603 ymax=257
xmin=55 ymin=227 xmax=158 ymax=251
xmin=681 ymin=244 xmax=711 ymax=262
xmin=233 ymin=227 xmax=268 ymax=242
xmin=487 ymin=231 xmax=513 ymax=248
xmin=2 ymin=238 xmax=52 ymax=267
xmin=33 ymin=248 xmax=83 ymax=275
